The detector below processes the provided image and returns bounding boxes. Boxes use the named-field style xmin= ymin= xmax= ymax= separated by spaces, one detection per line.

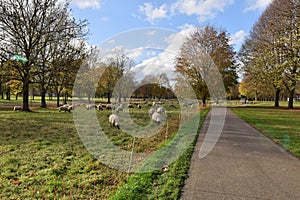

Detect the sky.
xmin=69 ymin=0 xmax=271 ymax=49
xmin=68 ymin=0 xmax=272 ymax=80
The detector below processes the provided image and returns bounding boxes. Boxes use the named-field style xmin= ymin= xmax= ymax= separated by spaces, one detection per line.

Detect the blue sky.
xmin=68 ymin=0 xmax=272 ymax=80
xmin=69 ymin=0 xmax=272 ymax=51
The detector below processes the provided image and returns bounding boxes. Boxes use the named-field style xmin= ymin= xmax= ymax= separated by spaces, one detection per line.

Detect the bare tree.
xmin=0 ymin=0 xmax=88 ymax=110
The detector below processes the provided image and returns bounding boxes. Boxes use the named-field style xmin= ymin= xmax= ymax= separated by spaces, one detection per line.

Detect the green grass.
xmin=0 ymin=100 xmax=202 ymax=199
xmin=109 ymin=107 xmax=210 ymax=200
xmin=232 ymin=107 xmax=300 ymax=158
xmin=227 ymin=100 xmax=300 ymax=107
xmin=0 ymin=108 xmax=127 ymax=199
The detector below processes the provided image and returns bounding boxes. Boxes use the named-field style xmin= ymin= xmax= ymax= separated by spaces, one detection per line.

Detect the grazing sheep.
xmin=128 ymin=104 xmax=134 ymax=108
xmin=13 ymin=106 xmax=22 ymax=111
xmin=156 ymin=106 xmax=165 ymax=114
xmin=106 ymin=104 xmax=115 ymax=110
xmin=97 ymin=103 xmax=103 ymax=110
xmin=149 ymin=108 xmax=155 ymax=119
xmin=86 ymin=104 xmax=95 ymax=110
xmin=137 ymin=104 xmax=142 ymax=109
xmin=59 ymin=105 xmax=72 ymax=112
xmin=109 ymin=114 xmax=120 ymax=129
xmin=151 ymin=112 xmax=161 ymax=125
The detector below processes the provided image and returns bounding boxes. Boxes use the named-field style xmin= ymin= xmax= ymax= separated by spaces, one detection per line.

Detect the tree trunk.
xmin=288 ymin=88 xmax=295 ymax=109
xmin=107 ymin=92 xmax=111 ymax=103
xmin=274 ymin=88 xmax=280 ymax=107
xmin=6 ymin=86 xmax=10 ymax=100
xmin=0 ymin=83 xmax=3 ymax=99
xmin=64 ymin=93 xmax=67 ymax=104
xmin=22 ymin=80 xmax=30 ymax=111
xmin=41 ymin=90 xmax=47 ymax=108
xmin=56 ymin=93 xmax=60 ymax=107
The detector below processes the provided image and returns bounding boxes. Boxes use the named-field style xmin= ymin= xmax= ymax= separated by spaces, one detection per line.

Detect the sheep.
xmin=149 ymin=108 xmax=155 ymax=119
xmin=13 ymin=106 xmax=22 ymax=111
xmin=151 ymin=112 xmax=162 ymax=125
xmin=59 ymin=105 xmax=72 ymax=112
xmin=106 ymin=104 xmax=115 ymax=110
xmin=109 ymin=114 xmax=120 ymax=129
xmin=128 ymin=104 xmax=134 ymax=108
xmin=97 ymin=103 xmax=103 ymax=110
xmin=156 ymin=106 xmax=165 ymax=114
xmin=137 ymin=104 xmax=142 ymax=109
xmin=86 ymin=104 xmax=95 ymax=110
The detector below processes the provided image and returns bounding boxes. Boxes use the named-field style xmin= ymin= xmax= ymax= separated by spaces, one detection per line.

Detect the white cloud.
xmin=133 ymin=25 xmax=196 ymax=78
xmin=126 ymin=47 xmax=145 ymax=60
xmin=174 ymin=0 xmax=234 ymax=21
xmin=244 ymin=0 xmax=272 ymax=12
xmin=139 ymin=0 xmax=234 ymax=24
xmin=139 ymin=2 xmax=168 ymax=24
xmin=229 ymin=30 xmax=247 ymax=49
xmin=71 ymin=0 xmax=101 ymax=10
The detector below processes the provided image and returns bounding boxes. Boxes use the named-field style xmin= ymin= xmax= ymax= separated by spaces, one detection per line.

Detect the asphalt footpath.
xmin=181 ymin=108 xmax=300 ymax=200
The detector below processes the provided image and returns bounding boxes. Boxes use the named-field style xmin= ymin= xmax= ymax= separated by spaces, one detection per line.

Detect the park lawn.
xmin=0 ymin=101 xmax=205 ymax=199
xmin=0 ymin=108 xmax=127 ymax=199
xmin=232 ymin=107 xmax=300 ymax=158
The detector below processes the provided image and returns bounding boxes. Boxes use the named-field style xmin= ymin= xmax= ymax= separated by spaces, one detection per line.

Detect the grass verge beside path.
xmin=232 ymin=107 xmax=300 ymax=159
xmin=110 ymin=107 xmax=210 ymax=200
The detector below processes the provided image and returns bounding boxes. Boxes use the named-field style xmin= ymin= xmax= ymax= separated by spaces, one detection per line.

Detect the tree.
xmin=0 ymin=0 xmax=88 ymax=111
xmin=239 ymin=0 xmax=300 ymax=109
xmin=175 ymin=25 xmax=237 ymax=104
xmin=106 ymin=49 xmax=133 ymax=103
xmin=138 ymin=75 xmax=156 ymax=100
xmin=50 ymin=40 xmax=87 ymax=106
xmin=97 ymin=49 xmax=133 ymax=103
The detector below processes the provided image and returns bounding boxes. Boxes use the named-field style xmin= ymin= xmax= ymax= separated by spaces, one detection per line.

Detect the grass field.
xmin=232 ymin=103 xmax=300 ymax=159
xmin=0 ymin=100 xmax=208 ymax=199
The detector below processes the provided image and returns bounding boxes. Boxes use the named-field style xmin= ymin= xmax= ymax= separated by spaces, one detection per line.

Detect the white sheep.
xmin=106 ymin=104 xmax=115 ymax=110
xmin=137 ymin=104 xmax=142 ymax=109
xmin=86 ymin=104 xmax=96 ymax=110
xmin=59 ymin=105 xmax=72 ymax=112
xmin=13 ymin=106 xmax=22 ymax=111
xmin=97 ymin=103 xmax=103 ymax=110
xmin=149 ymin=108 xmax=155 ymax=119
xmin=156 ymin=106 xmax=165 ymax=114
xmin=151 ymin=112 xmax=162 ymax=125
xmin=109 ymin=114 xmax=120 ymax=129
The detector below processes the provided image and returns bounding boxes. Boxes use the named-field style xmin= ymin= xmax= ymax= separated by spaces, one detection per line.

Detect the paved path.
xmin=181 ymin=108 xmax=300 ymax=200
